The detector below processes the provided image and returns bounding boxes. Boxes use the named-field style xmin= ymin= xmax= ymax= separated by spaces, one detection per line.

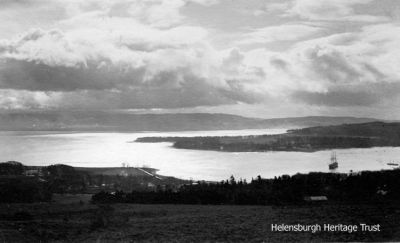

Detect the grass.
xmin=1 ymin=196 xmax=400 ymax=242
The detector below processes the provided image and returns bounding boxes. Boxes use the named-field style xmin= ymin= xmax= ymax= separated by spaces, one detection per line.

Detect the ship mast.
xmin=329 ymin=151 xmax=338 ymax=170
xmin=332 ymin=151 xmax=337 ymax=164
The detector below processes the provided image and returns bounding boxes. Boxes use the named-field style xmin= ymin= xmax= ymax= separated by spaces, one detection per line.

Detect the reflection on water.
xmin=0 ymin=129 xmax=399 ymax=181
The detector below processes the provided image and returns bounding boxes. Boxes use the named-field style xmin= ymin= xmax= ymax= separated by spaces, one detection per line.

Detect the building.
xmin=304 ymin=196 xmax=328 ymax=202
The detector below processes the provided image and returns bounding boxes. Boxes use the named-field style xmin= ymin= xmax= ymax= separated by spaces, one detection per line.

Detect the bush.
xmin=13 ymin=211 xmax=33 ymax=221
xmin=90 ymin=204 xmax=115 ymax=230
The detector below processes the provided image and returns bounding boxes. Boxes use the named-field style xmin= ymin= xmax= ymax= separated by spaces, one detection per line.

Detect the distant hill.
xmin=291 ymin=121 xmax=400 ymax=138
xmin=0 ymin=111 xmax=382 ymax=131
xmin=257 ymin=116 xmax=381 ymax=129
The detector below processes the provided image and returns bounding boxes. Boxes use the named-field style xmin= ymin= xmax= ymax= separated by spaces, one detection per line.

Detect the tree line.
xmin=92 ymin=169 xmax=400 ymax=205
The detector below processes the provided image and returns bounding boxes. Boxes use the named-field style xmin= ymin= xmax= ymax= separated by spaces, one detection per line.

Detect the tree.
xmin=229 ymin=175 xmax=236 ymax=185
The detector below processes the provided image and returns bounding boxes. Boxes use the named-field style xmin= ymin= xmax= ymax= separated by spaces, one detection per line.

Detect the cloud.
xmin=0 ymin=36 xmax=263 ymax=109
xmin=253 ymin=2 xmax=290 ymax=16
xmin=292 ymin=23 xmax=400 ymax=84
xmin=291 ymin=82 xmax=400 ymax=106
xmin=0 ymin=89 xmax=55 ymax=110
xmin=265 ymin=2 xmax=290 ymax=13
xmin=0 ymin=76 xmax=262 ymax=110
xmin=0 ymin=5 xmax=265 ymax=109
xmin=0 ymin=0 xmax=399 ymax=116
xmin=0 ymin=0 xmax=219 ymax=40
xmin=269 ymin=23 xmax=400 ymax=107
xmin=226 ymin=21 xmax=400 ymax=109
xmin=292 ymin=89 xmax=378 ymax=107
xmin=236 ymin=24 xmax=322 ymax=46
xmin=284 ymin=0 xmax=389 ymax=22
xmin=0 ymin=29 xmax=87 ymax=67
xmin=0 ymin=22 xmax=214 ymax=92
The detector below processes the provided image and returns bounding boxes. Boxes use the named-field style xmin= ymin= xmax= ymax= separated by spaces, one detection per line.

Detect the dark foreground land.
xmin=137 ymin=122 xmax=400 ymax=152
xmin=1 ymin=198 xmax=400 ymax=242
xmin=2 ymin=161 xmax=400 ymax=242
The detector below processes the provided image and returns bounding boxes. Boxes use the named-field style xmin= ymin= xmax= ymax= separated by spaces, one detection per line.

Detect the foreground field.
xmin=1 ymin=199 xmax=400 ymax=242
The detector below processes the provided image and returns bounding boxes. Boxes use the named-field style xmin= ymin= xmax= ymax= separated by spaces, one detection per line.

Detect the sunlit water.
xmin=0 ymin=129 xmax=399 ymax=181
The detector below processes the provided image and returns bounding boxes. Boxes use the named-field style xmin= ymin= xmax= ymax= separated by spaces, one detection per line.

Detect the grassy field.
xmin=1 ymin=195 xmax=400 ymax=242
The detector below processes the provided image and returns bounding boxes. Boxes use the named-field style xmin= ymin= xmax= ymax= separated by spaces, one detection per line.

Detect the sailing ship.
xmin=329 ymin=151 xmax=338 ymax=170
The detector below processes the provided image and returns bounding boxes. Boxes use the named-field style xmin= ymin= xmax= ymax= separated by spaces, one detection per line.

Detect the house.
xmin=24 ymin=169 xmax=42 ymax=177
xmin=303 ymin=196 xmax=328 ymax=202
xmin=147 ymin=182 xmax=156 ymax=190
xmin=119 ymin=170 xmax=129 ymax=177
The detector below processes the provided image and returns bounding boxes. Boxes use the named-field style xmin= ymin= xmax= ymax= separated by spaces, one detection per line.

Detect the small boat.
xmin=387 ymin=162 xmax=399 ymax=166
xmin=329 ymin=151 xmax=338 ymax=170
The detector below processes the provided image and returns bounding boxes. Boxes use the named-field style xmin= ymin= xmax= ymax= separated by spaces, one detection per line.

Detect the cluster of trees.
xmin=0 ymin=161 xmax=25 ymax=175
xmin=264 ymin=136 xmax=375 ymax=150
xmin=0 ymin=162 xmax=185 ymax=202
xmin=172 ymin=135 xmax=377 ymax=152
xmin=43 ymin=164 xmax=88 ymax=193
xmin=92 ymin=169 xmax=400 ymax=205
xmin=40 ymin=164 xmax=174 ymax=193
xmin=0 ymin=162 xmax=50 ymax=203
xmin=0 ymin=178 xmax=52 ymax=203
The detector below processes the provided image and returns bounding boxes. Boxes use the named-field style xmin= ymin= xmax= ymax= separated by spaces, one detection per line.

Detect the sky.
xmin=0 ymin=0 xmax=400 ymax=119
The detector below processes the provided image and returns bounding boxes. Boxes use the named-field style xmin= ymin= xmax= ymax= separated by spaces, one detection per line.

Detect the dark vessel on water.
xmin=329 ymin=151 xmax=338 ymax=170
